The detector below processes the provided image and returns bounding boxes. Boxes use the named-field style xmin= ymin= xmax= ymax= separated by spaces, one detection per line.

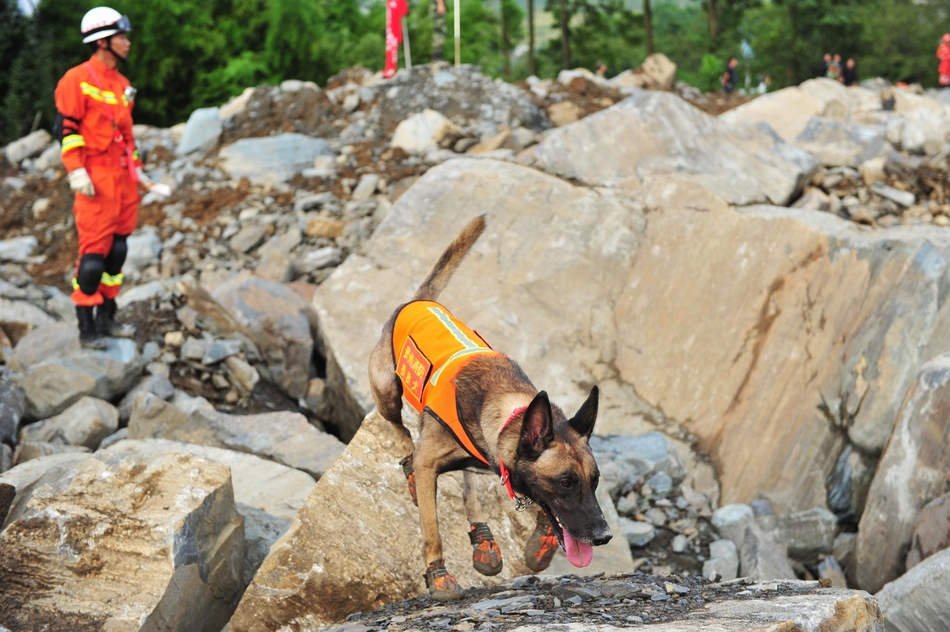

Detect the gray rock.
xmin=0 ymin=451 xmax=244 ymax=632
xmin=590 ymin=432 xmax=688 ymax=501
xmin=646 ymin=471 xmax=674 ymax=495
xmin=13 ymin=441 xmax=91 ymax=465
xmin=256 ymin=227 xmax=302 ymax=261
xmin=17 ymin=361 xmax=97 ymax=421
xmin=0 ymin=298 xmax=56 ymax=340
xmin=103 ymin=438 xmax=315 ymax=522
xmin=855 ymin=352 xmax=950 ymax=593
xmin=1 ymin=443 xmax=11 ymax=473
xmin=124 ymin=227 xmax=163 ymax=273
xmin=671 ymin=534 xmax=688 ymax=553
xmin=293 ymin=192 xmax=336 ymax=213
xmin=713 ymin=504 xmax=755 ymax=531
xmin=528 ymin=91 xmax=817 ymax=206
xmin=181 ymin=336 xmax=208 ymax=361
xmin=351 ymin=174 xmax=380 ymax=201
xmin=877 ymin=547 xmax=950 ymax=632
xmin=230 ymin=224 xmax=267 ymax=254
xmin=0 ymin=376 xmax=25 ymax=445
xmin=703 ymin=539 xmax=739 ymax=581
xmin=717 ymin=513 xmax=797 ymax=581
xmin=297 ymin=247 xmax=343 ymax=273
xmin=225 ymin=356 xmax=259 ymax=394
xmin=116 ymin=374 xmax=175 ymax=423
xmin=97 ymin=427 xmax=128 ymax=450
xmin=0 ymin=236 xmax=38 ymax=263
xmin=756 ymin=508 xmax=838 ymax=563
xmin=794 ymin=118 xmax=887 ymax=168
xmin=212 ymin=272 xmax=314 ymax=399
xmin=818 ymin=556 xmax=847 ymax=588
xmin=238 ymin=502 xmax=291 ymax=586
xmin=177 ymin=106 xmax=223 ymax=156
xmin=620 ymin=518 xmax=655 ymax=547
xmin=870 ymin=182 xmax=916 ymax=207
xmin=128 ymin=395 xmax=344 ymax=479
xmin=4 ymin=130 xmax=52 ymax=164
xmin=219 ymin=133 xmax=334 ymax=185
xmin=202 ymin=339 xmax=243 ymax=365
xmin=18 ymin=396 xmax=118 ymax=449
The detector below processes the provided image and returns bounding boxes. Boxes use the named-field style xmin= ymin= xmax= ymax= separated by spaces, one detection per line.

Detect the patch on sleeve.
xmin=396 ymin=336 xmax=432 ymax=403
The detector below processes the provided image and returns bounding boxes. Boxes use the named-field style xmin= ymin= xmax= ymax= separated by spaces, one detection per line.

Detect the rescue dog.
xmin=368 ymin=214 xmax=612 ymax=601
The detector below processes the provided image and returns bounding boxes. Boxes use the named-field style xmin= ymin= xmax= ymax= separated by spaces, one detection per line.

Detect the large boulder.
xmin=3 ymin=130 xmax=52 ymax=164
xmin=18 ymin=396 xmax=118 ymax=450
xmin=793 ymin=117 xmax=887 ymax=167
xmin=0 ymin=375 xmax=24 ymax=445
xmin=103 ymin=438 xmax=315 ymax=522
xmin=854 ymin=353 xmax=950 ymax=593
xmin=212 ymin=272 xmax=314 ymax=399
xmin=311 ymin=157 xmax=950 ymax=516
xmin=128 ymin=393 xmax=344 ymax=479
xmin=218 ymin=133 xmax=334 ymax=185
xmin=0 ymin=297 xmax=56 ymax=346
xmin=230 ymin=411 xmax=631 ymax=632
xmin=720 ymin=78 xmax=879 ymax=142
xmin=877 ymin=547 xmax=950 ymax=632
xmin=0 ymin=451 xmax=244 ymax=631
xmin=526 ymin=91 xmax=818 ymax=206
xmin=177 ymin=106 xmax=223 ymax=156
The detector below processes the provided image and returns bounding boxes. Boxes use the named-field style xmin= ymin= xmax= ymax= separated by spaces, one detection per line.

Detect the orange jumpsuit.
xmin=54 ymin=54 xmax=140 ymax=306
xmin=392 ymin=300 xmax=499 ymax=464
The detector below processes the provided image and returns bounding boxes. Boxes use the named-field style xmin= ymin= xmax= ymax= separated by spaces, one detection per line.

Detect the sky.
xmin=18 ymin=0 xmax=36 ymax=15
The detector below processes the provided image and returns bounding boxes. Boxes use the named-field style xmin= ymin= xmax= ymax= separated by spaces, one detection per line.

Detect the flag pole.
xmin=402 ymin=16 xmax=412 ymax=69
xmin=454 ymin=0 xmax=461 ymax=68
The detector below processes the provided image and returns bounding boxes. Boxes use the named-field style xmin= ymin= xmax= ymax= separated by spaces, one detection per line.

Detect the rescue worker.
xmin=55 ymin=7 xmax=155 ymax=349
xmin=938 ymin=34 xmax=950 ymax=88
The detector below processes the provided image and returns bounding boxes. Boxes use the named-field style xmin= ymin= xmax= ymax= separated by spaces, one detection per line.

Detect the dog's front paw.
xmin=424 ymin=559 xmax=464 ymax=601
xmin=524 ymin=511 xmax=559 ymax=572
xmin=469 ymin=522 xmax=503 ymax=576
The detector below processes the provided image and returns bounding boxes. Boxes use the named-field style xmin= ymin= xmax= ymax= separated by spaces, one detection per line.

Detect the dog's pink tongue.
xmin=563 ymin=528 xmax=593 ymax=568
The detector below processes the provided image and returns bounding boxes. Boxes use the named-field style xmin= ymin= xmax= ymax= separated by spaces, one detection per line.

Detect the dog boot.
xmin=76 ymin=305 xmax=109 ymax=350
xmin=469 ymin=522 xmax=503 ymax=576
xmin=424 ymin=559 xmax=463 ymax=601
xmin=524 ymin=511 xmax=559 ymax=572
xmin=96 ymin=298 xmax=136 ymax=338
xmin=400 ymin=454 xmax=417 ymax=506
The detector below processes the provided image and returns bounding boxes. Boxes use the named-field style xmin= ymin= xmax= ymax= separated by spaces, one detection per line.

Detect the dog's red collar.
xmin=498 ymin=406 xmax=528 ymax=503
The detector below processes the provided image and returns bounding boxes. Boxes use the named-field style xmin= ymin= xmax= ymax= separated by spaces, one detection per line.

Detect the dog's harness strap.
xmin=498 ymin=405 xmax=533 ymax=510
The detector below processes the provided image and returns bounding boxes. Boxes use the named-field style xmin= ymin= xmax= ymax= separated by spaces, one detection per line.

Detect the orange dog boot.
xmin=469 ymin=522 xmax=503 ymax=576
xmin=399 ymin=454 xmax=417 ymax=506
xmin=424 ymin=559 xmax=464 ymax=601
xmin=524 ymin=511 xmax=559 ymax=572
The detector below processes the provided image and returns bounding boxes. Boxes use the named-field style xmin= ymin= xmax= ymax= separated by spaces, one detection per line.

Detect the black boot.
xmin=96 ymin=298 xmax=136 ymax=338
xmin=77 ymin=306 xmax=108 ymax=350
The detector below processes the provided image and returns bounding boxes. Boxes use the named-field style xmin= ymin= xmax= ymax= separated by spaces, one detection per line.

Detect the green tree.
xmin=541 ymin=0 xmax=643 ymax=76
xmin=4 ymin=14 xmax=55 ymax=141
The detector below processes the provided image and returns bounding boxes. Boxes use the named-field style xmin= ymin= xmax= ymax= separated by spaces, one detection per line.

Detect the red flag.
xmin=384 ymin=0 xmax=410 ymax=79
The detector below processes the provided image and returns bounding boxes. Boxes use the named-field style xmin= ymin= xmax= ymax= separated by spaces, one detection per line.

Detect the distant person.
xmin=827 ymin=54 xmax=842 ymax=80
xmin=431 ymin=0 xmax=446 ymax=62
xmin=819 ymin=53 xmax=831 ymax=77
xmin=721 ymin=57 xmax=738 ymax=94
xmin=939 ymin=34 xmax=950 ymax=88
xmin=841 ymin=58 xmax=858 ymax=86
xmin=596 ymin=62 xmax=607 ymax=78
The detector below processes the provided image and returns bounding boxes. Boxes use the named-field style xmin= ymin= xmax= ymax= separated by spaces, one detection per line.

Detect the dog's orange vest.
xmin=392 ymin=300 xmax=499 ymax=464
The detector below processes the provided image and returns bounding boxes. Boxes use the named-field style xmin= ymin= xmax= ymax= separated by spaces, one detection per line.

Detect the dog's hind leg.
xmin=369 ymin=324 xmax=417 ymax=503
xmin=463 ymin=471 xmax=503 ymax=576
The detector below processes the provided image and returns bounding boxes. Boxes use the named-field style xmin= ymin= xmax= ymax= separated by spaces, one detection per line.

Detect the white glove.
xmin=68 ymin=167 xmax=95 ymax=198
xmin=136 ymin=167 xmax=172 ymax=198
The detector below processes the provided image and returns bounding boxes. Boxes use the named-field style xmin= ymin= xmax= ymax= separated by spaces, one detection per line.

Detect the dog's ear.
xmin=569 ymin=385 xmax=599 ymax=440
xmin=519 ymin=391 xmax=554 ymax=459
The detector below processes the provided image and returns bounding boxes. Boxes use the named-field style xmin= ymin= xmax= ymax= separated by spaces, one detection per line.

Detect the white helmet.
xmin=81 ymin=7 xmax=132 ymax=44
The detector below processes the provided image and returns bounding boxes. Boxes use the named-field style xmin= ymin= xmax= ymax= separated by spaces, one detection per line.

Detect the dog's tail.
xmin=412 ymin=214 xmax=487 ymax=302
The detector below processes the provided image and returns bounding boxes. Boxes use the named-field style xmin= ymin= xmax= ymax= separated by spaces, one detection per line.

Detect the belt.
xmin=85 ymin=152 xmax=127 ymax=168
